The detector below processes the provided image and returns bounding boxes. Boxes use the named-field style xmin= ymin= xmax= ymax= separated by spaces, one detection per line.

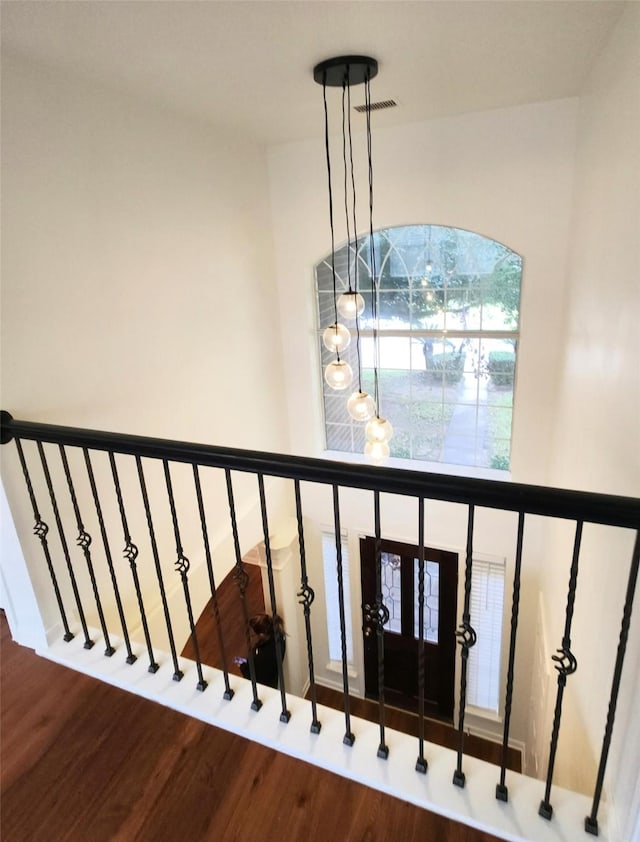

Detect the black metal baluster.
xmin=83 ymin=448 xmax=136 ymax=664
xmin=109 ymin=452 xmax=158 ymax=673
xmin=496 ymin=511 xmax=525 ymax=802
xmin=373 ymin=490 xmax=389 ymax=758
xmin=257 ymin=474 xmax=290 ymax=722
xmin=193 ymin=465 xmax=233 ymax=700
xmin=333 ymin=484 xmax=354 ymax=746
xmin=59 ymin=445 xmax=115 ymax=657
xmin=539 ymin=520 xmax=583 ymax=820
xmin=416 ymin=496 xmax=428 ymax=773
xmin=14 ymin=439 xmax=73 ymax=641
xmin=37 ymin=441 xmax=93 ymax=649
xmin=225 ymin=469 xmax=261 ymax=711
xmin=135 ymin=456 xmax=182 ymax=681
xmin=585 ymin=529 xmax=640 ymax=836
xmin=163 ymin=460 xmax=206 ymax=691
xmin=294 ymin=479 xmax=321 ymax=734
xmin=453 ymin=504 xmax=477 ymax=787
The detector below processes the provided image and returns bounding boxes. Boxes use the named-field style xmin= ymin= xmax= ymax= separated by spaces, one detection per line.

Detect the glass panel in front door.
xmin=380 ymin=552 xmax=402 ymax=633
xmin=413 ymin=559 xmax=440 ymax=643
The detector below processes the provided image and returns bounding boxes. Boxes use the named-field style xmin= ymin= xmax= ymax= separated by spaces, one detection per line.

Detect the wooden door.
xmin=360 ymin=537 xmax=458 ymax=721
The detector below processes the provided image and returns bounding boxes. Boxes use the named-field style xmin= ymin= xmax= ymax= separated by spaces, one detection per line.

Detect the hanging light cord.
xmin=347 ymin=76 xmax=363 ymax=393
xmin=323 ymin=78 xmax=341 ymax=359
xmin=366 ymin=74 xmax=380 ymax=415
xmin=341 ymin=81 xmax=353 ymax=296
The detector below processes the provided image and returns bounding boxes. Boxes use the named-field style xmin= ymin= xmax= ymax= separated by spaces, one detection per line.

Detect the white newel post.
xmin=0 ymin=479 xmax=48 ymax=650
xmin=247 ymin=518 xmax=307 ymax=698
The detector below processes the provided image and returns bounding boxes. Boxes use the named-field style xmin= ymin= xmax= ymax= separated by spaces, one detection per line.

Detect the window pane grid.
xmin=381 ymin=552 xmax=402 ymax=634
xmin=316 ymin=225 xmax=521 ymax=470
xmin=413 ymin=559 xmax=440 ymax=643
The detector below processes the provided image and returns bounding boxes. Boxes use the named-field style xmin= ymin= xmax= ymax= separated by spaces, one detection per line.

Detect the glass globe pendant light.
xmin=324 ymin=359 xmax=353 ymax=390
xmin=322 ymin=322 xmax=351 ymax=353
xmin=364 ymin=440 xmax=390 ymax=462
xmin=337 ymin=290 xmax=365 ymax=320
xmin=365 ymin=415 xmax=393 ymax=443
xmin=346 ymin=390 xmax=375 ymax=422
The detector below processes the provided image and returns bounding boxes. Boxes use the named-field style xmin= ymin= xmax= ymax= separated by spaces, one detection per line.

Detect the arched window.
xmin=316 ymin=225 xmax=522 ymax=470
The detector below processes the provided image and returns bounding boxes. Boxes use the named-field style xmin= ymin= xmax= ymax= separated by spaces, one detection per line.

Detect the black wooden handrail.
xmin=2 ymin=411 xmax=638 ymax=529
xmin=2 ymin=409 xmax=638 ymax=835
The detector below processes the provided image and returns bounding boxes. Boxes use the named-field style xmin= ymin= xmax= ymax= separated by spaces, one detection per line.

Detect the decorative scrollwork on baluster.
xmin=123 ymin=542 xmax=139 ymax=566
xmin=363 ymin=599 xmax=391 ymax=758
xmin=77 ymin=530 xmax=92 ymax=551
xmin=551 ymin=646 xmax=577 ymax=681
xmin=378 ymin=602 xmax=390 ymax=629
xmin=363 ymin=601 xmax=390 ymax=636
xmin=455 ymin=621 xmax=477 ymax=655
xmin=539 ymin=642 xmax=579 ymax=819
xmin=34 ymin=519 xmax=49 ymax=541
xmin=31 ymin=509 xmax=73 ymax=639
xmin=298 ymin=579 xmax=320 ymax=732
xmin=452 ymin=619 xmax=477 ymax=787
xmin=15 ymin=433 xmax=73 ymax=642
xmin=173 ymin=553 xmax=204 ymax=689
xmin=77 ymin=526 xmax=114 ymax=656
xmin=174 ymin=555 xmax=190 ymax=578
xmin=539 ymin=520 xmax=584 ymax=821
xmin=297 ymin=583 xmax=315 ymax=610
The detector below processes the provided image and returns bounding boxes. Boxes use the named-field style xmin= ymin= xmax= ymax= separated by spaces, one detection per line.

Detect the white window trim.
xmin=322 ymin=448 xmax=513 ymax=483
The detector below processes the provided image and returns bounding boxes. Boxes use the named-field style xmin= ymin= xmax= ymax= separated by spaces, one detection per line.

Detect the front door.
xmin=360 ymin=537 xmax=458 ymax=721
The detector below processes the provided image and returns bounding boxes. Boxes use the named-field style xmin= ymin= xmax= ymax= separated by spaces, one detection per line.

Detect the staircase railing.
xmin=1 ymin=410 xmax=638 ymax=838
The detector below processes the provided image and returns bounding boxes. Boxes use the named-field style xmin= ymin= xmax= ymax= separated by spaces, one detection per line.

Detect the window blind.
xmin=467 ymin=558 xmax=505 ymax=713
xmin=322 ymin=531 xmax=354 ymax=664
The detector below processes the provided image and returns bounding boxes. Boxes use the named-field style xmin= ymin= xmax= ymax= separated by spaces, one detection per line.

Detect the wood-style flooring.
xmin=1 ymin=613 xmax=501 ymax=841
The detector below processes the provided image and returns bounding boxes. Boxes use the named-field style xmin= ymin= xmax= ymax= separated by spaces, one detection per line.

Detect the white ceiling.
xmin=2 ymin=1 xmax=624 ymax=145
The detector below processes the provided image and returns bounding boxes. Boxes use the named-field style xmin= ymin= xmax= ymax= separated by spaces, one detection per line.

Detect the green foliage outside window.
xmin=428 ymin=351 xmax=465 ymax=384
xmin=486 ymin=351 xmax=516 ymax=387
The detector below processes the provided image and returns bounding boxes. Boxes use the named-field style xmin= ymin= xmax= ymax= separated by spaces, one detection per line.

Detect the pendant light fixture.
xmin=314 ymin=55 xmax=392 ymax=461
xmin=322 ymin=322 xmax=351 ymax=353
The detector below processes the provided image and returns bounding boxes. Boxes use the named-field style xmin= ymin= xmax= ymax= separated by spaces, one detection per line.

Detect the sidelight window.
xmin=322 ymin=531 xmax=354 ymax=664
xmin=467 ymin=557 xmax=506 ymax=713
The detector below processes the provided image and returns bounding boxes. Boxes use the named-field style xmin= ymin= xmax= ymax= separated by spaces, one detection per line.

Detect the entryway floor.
xmin=309 ymin=684 xmax=522 ymax=773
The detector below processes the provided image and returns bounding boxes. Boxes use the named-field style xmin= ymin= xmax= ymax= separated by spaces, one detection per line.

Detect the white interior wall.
xmin=267 ymin=97 xmax=580 ymax=746
xmin=541 ymin=5 xmax=640 ymax=835
xmin=0 ymin=52 xmax=290 ymax=646
xmin=268 ymin=96 xmax=579 ymax=485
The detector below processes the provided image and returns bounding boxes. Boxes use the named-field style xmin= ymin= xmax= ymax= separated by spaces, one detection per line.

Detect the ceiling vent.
xmin=354 ymin=99 xmax=397 ymax=113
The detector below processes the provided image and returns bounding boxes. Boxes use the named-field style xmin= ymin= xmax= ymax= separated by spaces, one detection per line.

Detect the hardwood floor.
xmin=1 ymin=613 xmax=502 ymax=842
